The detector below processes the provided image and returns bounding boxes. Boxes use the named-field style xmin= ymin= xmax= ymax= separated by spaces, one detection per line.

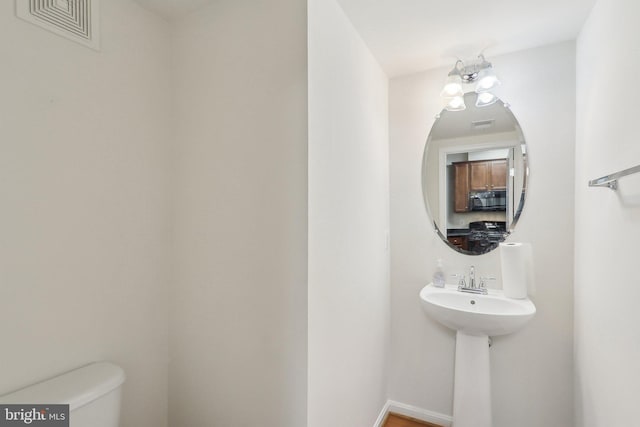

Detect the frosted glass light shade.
xmin=475 ymin=67 xmax=501 ymax=93
xmin=476 ymin=92 xmax=498 ymax=107
xmin=441 ymin=74 xmax=463 ymax=98
xmin=444 ymin=96 xmax=466 ymax=112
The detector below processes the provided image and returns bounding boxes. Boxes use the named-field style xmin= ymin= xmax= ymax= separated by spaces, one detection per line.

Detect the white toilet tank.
xmin=0 ymin=362 xmax=126 ymax=427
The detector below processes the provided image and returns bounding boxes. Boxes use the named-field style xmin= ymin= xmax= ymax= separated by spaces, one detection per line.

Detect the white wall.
xmin=0 ymin=2 xmax=171 ymax=427
xmin=575 ymin=1 xmax=640 ymax=425
xmin=169 ymin=1 xmax=308 ymax=426
xmin=308 ymin=0 xmax=390 ymax=425
xmin=389 ymin=42 xmax=576 ymax=426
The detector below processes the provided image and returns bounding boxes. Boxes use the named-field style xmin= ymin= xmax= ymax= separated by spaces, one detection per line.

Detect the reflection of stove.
xmin=468 ymin=221 xmax=507 ymax=253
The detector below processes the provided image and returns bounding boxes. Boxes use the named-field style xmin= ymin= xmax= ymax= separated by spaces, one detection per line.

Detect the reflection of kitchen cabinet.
xmin=469 ymin=161 xmax=489 ymax=191
xmin=448 ymin=235 xmax=468 ymax=250
xmin=470 ymin=159 xmax=507 ymax=191
xmin=454 ymin=163 xmax=469 ymax=212
xmin=454 ymin=159 xmax=507 ymax=212
xmin=490 ymin=160 xmax=507 ymax=190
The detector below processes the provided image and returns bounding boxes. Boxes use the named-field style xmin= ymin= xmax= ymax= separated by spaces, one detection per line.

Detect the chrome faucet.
xmin=456 ymin=265 xmax=490 ymax=295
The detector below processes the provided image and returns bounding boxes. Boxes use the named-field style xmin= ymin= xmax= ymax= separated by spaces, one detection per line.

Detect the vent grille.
xmin=471 ymin=119 xmax=495 ymax=130
xmin=17 ymin=0 xmax=100 ymax=50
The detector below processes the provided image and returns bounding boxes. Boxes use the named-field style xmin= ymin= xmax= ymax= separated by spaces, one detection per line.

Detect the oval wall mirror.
xmin=422 ymin=92 xmax=528 ymax=255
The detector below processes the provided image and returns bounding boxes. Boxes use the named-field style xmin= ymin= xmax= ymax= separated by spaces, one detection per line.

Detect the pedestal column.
xmin=452 ymin=331 xmax=492 ymax=427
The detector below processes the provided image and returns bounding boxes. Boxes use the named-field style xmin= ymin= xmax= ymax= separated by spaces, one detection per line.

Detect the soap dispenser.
xmin=433 ymin=258 xmax=445 ymax=288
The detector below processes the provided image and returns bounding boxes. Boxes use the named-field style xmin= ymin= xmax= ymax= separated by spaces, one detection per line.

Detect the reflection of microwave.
xmin=469 ymin=190 xmax=506 ymax=211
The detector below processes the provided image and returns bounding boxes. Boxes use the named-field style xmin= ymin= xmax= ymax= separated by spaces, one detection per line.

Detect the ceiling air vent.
xmin=17 ymin=0 xmax=100 ymax=50
xmin=471 ymin=119 xmax=495 ymax=130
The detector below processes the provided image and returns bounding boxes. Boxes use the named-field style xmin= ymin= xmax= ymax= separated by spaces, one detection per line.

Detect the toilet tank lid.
xmin=0 ymin=362 xmax=126 ymax=411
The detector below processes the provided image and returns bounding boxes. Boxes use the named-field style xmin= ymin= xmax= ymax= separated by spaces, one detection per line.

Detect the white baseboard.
xmin=373 ymin=400 xmax=453 ymax=427
xmin=373 ymin=400 xmax=392 ymax=427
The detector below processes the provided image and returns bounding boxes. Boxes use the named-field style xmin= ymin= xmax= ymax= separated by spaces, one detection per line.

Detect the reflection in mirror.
xmin=422 ymin=92 xmax=528 ymax=255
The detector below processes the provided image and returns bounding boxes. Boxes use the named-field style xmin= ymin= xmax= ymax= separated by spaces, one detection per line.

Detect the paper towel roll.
xmin=500 ymin=242 xmax=534 ymax=299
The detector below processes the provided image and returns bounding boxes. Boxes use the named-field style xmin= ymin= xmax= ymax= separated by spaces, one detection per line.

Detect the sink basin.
xmin=420 ymin=284 xmax=536 ymax=336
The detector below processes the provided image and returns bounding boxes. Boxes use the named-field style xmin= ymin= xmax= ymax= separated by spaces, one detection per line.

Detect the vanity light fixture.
xmin=441 ymin=54 xmax=501 ymax=111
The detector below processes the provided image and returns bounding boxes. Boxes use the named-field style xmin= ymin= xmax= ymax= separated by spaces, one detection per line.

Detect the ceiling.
xmin=335 ymin=0 xmax=596 ymax=76
xmin=133 ymin=0 xmax=597 ymax=77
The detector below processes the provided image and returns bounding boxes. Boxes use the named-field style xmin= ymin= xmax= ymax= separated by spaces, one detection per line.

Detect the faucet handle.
xmin=452 ymin=274 xmax=466 ymax=287
xmin=479 ymin=276 xmax=496 ymax=288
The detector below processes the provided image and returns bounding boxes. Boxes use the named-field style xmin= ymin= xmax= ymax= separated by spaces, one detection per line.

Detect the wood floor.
xmin=383 ymin=413 xmax=444 ymax=427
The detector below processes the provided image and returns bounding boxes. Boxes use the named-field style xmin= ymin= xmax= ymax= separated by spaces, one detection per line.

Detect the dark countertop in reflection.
xmin=447 ymin=228 xmax=470 ymax=237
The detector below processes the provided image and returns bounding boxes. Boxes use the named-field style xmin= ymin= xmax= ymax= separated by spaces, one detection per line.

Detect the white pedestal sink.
xmin=420 ymin=284 xmax=536 ymax=427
